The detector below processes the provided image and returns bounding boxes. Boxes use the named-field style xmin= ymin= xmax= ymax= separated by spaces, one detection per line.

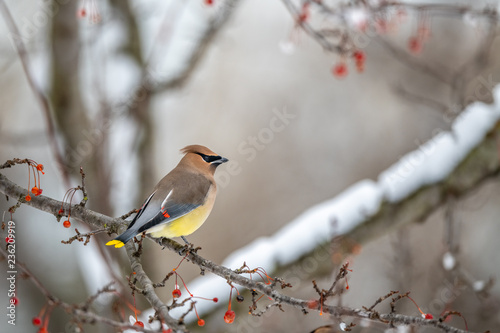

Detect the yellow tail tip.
xmin=106 ymin=240 xmax=125 ymax=248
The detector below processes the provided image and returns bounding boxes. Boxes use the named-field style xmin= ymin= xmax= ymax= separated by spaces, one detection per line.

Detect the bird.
xmin=106 ymin=145 xmax=228 ymax=248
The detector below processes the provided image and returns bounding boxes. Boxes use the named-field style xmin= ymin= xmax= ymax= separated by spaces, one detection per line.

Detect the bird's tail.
xmin=105 ymin=229 xmax=137 ymax=248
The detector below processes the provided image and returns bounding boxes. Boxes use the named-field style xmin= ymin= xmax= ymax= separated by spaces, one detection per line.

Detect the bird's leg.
xmin=154 ymin=237 xmax=168 ymax=250
xmin=178 ymin=236 xmax=201 ymax=255
xmin=175 ymin=236 xmax=188 ymax=255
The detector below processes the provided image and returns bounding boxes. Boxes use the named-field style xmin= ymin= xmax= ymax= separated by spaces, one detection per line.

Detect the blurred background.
xmin=0 ymin=0 xmax=499 ymax=332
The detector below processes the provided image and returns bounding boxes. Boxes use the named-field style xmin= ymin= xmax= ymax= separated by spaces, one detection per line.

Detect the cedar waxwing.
xmin=106 ymin=145 xmax=228 ymax=248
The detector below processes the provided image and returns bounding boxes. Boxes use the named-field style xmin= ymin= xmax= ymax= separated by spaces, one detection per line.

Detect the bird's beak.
xmin=212 ymin=157 xmax=228 ymax=165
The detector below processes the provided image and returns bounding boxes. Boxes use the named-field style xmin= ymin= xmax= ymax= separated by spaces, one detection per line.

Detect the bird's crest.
xmin=181 ymin=145 xmax=217 ymax=156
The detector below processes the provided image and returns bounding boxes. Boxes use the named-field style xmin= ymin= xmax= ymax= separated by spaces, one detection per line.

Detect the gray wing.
xmin=127 ymin=171 xmax=213 ymax=234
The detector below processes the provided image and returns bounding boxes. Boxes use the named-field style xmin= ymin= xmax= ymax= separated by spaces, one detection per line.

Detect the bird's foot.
xmin=178 ymin=236 xmax=199 ymax=254
xmin=155 ymin=237 xmax=168 ymax=250
xmin=178 ymin=242 xmax=201 ymax=255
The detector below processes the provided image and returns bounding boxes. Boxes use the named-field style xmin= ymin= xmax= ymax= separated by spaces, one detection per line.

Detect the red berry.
xmin=408 ymin=36 xmax=422 ymax=54
xmin=134 ymin=320 xmax=144 ymax=327
xmin=352 ymin=50 xmax=365 ymax=63
xmin=77 ymin=8 xmax=87 ymax=18
xmin=424 ymin=313 xmax=434 ymax=319
xmin=36 ymin=164 xmax=44 ymax=172
xmin=5 ymin=236 xmax=12 ymax=243
xmin=204 ymin=0 xmax=213 ymax=5
xmin=58 ymin=209 xmax=64 ymax=215
xmin=224 ymin=310 xmax=235 ymax=324
xmin=198 ymin=318 xmax=205 ymax=326
xmin=63 ymin=220 xmax=71 ymax=228
xmin=298 ymin=2 xmax=310 ymax=22
xmin=11 ymin=297 xmax=18 ymax=305
xmin=213 ymin=297 xmax=218 ymax=303
xmin=25 ymin=195 xmax=32 ymax=202
xmin=30 ymin=187 xmax=42 ymax=196
xmin=163 ymin=330 xmax=172 ymax=333
xmin=172 ymin=288 xmax=181 ymax=298
xmin=332 ymin=62 xmax=348 ymax=78
xmin=32 ymin=317 xmax=42 ymax=326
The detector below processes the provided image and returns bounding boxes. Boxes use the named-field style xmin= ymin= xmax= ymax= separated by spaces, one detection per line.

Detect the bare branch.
xmin=364 ymin=290 xmax=400 ymax=311
xmin=61 ymin=227 xmax=107 ymax=245
xmin=0 ymin=172 xmax=122 ymax=231
xmin=125 ymin=241 xmax=186 ymax=332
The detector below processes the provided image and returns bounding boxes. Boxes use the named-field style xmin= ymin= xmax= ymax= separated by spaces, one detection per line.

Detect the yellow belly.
xmin=147 ymin=204 xmax=212 ymax=238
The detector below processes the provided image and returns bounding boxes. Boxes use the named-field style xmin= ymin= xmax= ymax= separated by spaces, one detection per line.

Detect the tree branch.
xmin=125 ymin=242 xmax=186 ymax=332
xmin=0 ymin=172 xmax=121 ymax=232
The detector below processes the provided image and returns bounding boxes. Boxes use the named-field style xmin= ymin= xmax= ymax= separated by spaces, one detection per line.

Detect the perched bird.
xmin=106 ymin=145 xmax=228 ymax=248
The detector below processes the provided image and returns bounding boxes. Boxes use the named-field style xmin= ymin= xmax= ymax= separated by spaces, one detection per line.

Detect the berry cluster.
xmin=166 ymin=255 xmax=218 ymax=328
xmin=286 ymin=1 xmax=444 ymax=79
xmin=58 ymin=187 xmax=83 ymax=229
xmin=25 ymin=160 xmax=45 ymax=202
xmin=332 ymin=50 xmax=366 ymax=79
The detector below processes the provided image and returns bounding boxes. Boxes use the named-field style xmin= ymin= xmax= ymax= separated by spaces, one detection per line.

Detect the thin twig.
xmin=79 ymin=167 xmax=88 ymax=207
xmin=61 ymin=228 xmax=107 ymax=245
xmin=364 ymin=290 xmax=400 ymax=311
